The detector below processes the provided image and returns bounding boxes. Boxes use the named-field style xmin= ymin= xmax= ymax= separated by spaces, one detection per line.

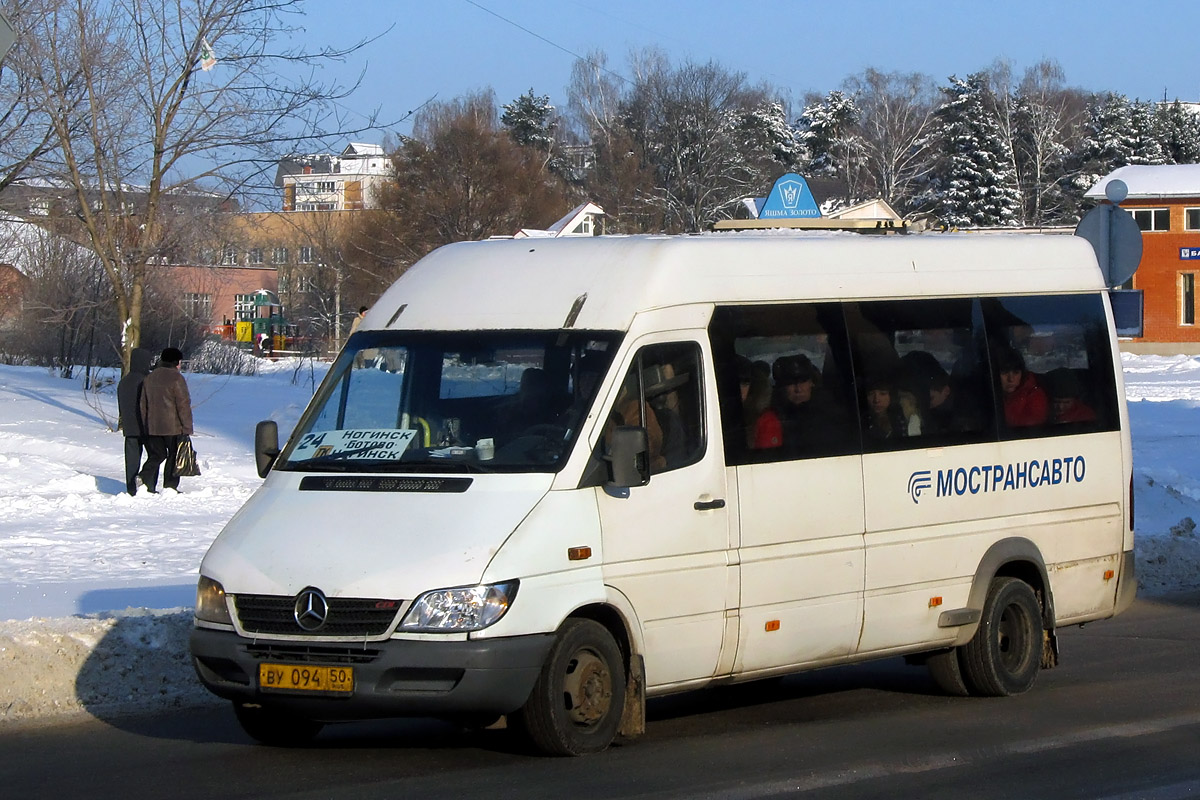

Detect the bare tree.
xmin=625 ymin=56 xmax=791 ymax=231
xmin=362 ymin=90 xmax=571 ymax=258
xmin=20 ymin=0 xmax=382 ymax=373
xmin=1014 ymin=61 xmax=1088 ymax=226
xmin=0 ymin=0 xmax=75 ymax=193
xmin=564 ymin=49 xmax=626 ymax=151
xmin=843 ymin=68 xmax=938 ymax=214
xmin=1 ymin=218 xmax=110 ymax=375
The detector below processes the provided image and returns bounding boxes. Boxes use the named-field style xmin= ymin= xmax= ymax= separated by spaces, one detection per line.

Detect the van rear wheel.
xmin=234 ymin=702 xmax=324 ymax=746
xmin=960 ymin=577 xmax=1042 ymax=697
xmin=510 ymin=619 xmax=626 ymax=756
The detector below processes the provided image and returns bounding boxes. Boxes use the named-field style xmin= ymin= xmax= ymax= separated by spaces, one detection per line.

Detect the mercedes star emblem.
xmin=293 ymin=587 xmax=329 ymax=631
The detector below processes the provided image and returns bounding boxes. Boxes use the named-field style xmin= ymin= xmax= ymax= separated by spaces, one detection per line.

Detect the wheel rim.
xmin=996 ymin=602 xmax=1033 ymax=674
xmin=562 ymin=647 xmax=613 ymax=728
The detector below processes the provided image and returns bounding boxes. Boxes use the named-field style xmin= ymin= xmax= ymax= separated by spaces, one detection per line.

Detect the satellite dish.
xmin=1105 ymin=178 xmax=1129 ymax=205
xmin=1074 ymin=202 xmax=1143 ymax=287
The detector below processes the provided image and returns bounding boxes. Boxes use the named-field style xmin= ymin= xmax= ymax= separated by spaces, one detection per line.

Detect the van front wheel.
xmin=511 ymin=619 xmax=626 ymax=756
xmin=960 ymin=577 xmax=1042 ymax=697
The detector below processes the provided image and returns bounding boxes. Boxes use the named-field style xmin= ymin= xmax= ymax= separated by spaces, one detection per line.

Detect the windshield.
xmin=276 ymin=330 xmax=621 ymax=473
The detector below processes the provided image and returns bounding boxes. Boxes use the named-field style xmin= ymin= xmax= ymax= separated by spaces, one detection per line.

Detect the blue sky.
xmin=297 ymin=0 xmax=1198 ymax=137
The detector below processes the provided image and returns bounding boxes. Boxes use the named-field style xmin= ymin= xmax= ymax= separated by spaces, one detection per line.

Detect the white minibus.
xmin=190 ymin=232 xmax=1135 ymax=756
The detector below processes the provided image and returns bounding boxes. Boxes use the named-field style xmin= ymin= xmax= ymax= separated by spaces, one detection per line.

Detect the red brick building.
xmin=1087 ymin=165 xmax=1200 ymax=352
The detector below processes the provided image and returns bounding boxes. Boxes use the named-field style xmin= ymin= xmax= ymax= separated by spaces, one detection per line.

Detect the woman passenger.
xmin=996 ymin=347 xmax=1049 ymax=428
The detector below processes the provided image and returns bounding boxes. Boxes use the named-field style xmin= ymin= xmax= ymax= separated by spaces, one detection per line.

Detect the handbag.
xmin=175 ymin=436 xmax=201 ymax=477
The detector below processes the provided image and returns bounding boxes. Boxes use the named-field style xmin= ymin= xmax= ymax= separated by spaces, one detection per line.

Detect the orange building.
xmin=1087 ymin=165 xmax=1200 ymax=353
xmin=160 ymin=262 xmax=278 ymax=330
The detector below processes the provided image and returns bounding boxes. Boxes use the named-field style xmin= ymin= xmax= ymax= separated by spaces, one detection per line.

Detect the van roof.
xmin=370 ymin=232 xmax=1106 ymax=333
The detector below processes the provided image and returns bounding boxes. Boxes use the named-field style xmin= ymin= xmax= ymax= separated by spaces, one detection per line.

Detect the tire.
xmin=960 ymin=577 xmax=1043 ymax=697
xmin=234 ymin=702 xmax=324 ymax=746
xmin=926 ymin=648 xmax=970 ymax=696
xmin=510 ymin=619 xmax=626 ymax=756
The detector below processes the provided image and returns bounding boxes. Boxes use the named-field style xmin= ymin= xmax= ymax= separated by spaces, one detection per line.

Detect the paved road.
xmin=4 ymin=592 xmax=1199 ymax=799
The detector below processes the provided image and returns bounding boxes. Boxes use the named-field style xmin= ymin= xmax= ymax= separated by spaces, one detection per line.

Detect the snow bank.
xmin=0 ymin=609 xmax=219 ymax=724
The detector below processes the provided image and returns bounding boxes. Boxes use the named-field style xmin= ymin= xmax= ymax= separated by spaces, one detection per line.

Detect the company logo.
xmin=779 ymin=179 xmax=802 ymax=209
xmin=293 ymin=587 xmax=330 ymax=632
xmin=908 ymin=456 xmax=1087 ymax=505
xmin=908 ymin=470 xmax=933 ymax=504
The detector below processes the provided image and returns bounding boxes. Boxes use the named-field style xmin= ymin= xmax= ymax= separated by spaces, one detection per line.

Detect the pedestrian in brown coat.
xmin=137 ymin=347 xmax=194 ymax=493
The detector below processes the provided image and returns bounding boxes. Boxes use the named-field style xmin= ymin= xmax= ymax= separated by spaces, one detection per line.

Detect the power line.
xmin=461 ymin=0 xmax=631 ymax=87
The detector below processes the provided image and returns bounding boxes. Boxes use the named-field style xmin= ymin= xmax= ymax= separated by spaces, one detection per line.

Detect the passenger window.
xmin=846 ymin=299 xmax=993 ymax=451
xmin=709 ymin=304 xmax=859 ymax=465
xmin=606 ymin=343 xmax=705 ymax=474
xmin=982 ymin=295 xmax=1120 ymax=438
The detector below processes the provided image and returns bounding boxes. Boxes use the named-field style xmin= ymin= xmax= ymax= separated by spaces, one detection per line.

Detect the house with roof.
xmin=1086 ymin=165 xmax=1200 ymax=352
xmin=511 ymin=202 xmax=605 ymax=238
xmin=276 ymin=142 xmax=392 ymax=211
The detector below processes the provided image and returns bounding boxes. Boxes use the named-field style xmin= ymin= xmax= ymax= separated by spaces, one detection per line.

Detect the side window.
xmin=982 ymin=294 xmax=1120 ymax=438
xmin=845 ymin=299 xmax=993 ymax=451
xmin=709 ymin=303 xmax=858 ymax=466
xmin=607 ymin=343 xmax=705 ymax=475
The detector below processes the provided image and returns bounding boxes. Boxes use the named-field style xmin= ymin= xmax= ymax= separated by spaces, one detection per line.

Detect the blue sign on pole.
xmin=1180 ymin=247 xmax=1200 ymax=261
xmin=759 ymin=173 xmax=821 ymax=219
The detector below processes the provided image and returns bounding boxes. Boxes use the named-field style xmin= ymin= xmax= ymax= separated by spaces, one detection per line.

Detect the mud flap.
xmin=1041 ymin=628 xmax=1060 ymax=670
xmin=616 ymin=653 xmax=646 ymax=742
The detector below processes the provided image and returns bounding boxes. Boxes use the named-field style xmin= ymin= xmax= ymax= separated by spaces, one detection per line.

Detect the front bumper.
xmin=190 ymin=626 xmax=554 ymax=720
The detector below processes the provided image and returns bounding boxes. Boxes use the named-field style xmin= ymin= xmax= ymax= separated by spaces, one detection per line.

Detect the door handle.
xmin=694 ymin=498 xmax=726 ymax=511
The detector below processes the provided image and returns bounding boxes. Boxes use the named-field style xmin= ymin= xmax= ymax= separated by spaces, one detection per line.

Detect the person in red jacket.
xmin=1044 ymin=367 xmax=1097 ymax=424
xmin=996 ymin=346 xmax=1048 ymax=428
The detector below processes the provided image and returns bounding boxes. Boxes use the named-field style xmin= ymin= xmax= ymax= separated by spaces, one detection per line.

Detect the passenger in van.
xmin=607 ymin=377 xmax=667 ymax=472
xmin=996 ymin=346 xmax=1049 ymax=428
xmin=739 ymin=357 xmax=772 ymax=448
xmin=644 ymin=363 xmax=690 ymax=468
xmin=924 ymin=367 xmax=977 ymax=435
xmin=1044 ymin=367 xmax=1097 ymax=425
xmin=753 ymin=354 xmax=846 ymax=456
xmin=862 ymin=373 xmax=909 ymax=441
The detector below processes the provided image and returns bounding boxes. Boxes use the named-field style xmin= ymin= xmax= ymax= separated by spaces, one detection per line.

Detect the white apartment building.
xmin=276 ymin=142 xmax=391 ymax=211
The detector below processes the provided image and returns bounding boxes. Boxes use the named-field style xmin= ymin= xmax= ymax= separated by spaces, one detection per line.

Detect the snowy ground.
xmin=1 ymin=354 xmax=1199 ymax=726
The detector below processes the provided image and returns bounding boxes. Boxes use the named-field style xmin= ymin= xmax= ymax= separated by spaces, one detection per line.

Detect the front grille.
xmin=244 ymin=642 xmax=381 ymax=665
xmin=235 ymin=594 xmax=403 ymax=636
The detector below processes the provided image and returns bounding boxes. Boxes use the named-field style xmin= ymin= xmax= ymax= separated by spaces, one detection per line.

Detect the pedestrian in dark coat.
xmin=138 ymin=347 xmax=194 ymax=493
xmin=116 ymin=347 xmax=153 ymax=496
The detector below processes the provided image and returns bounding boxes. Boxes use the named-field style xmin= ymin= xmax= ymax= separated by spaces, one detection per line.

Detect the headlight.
xmin=400 ymin=581 xmax=518 ymax=632
xmin=195 ymin=576 xmax=232 ymax=625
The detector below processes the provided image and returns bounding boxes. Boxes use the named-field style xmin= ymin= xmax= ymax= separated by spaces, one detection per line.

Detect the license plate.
xmin=259 ymin=663 xmax=354 ymax=694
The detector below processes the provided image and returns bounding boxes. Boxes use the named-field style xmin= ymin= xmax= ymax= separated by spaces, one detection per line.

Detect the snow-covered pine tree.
xmin=736 ymin=99 xmax=805 ymax=174
xmin=1156 ymin=100 xmax=1200 ymax=164
xmin=1073 ymin=92 xmax=1136 ymax=187
xmin=927 ymin=74 xmax=1022 ymax=228
xmin=798 ymin=90 xmax=866 ymax=207
xmin=501 ymin=89 xmax=563 ymax=173
xmin=1129 ymin=99 xmax=1168 ymax=165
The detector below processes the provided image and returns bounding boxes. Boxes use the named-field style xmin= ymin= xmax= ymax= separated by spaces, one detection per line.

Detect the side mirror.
xmin=255 ymin=420 xmax=280 ymax=478
xmin=605 ymin=425 xmax=650 ymax=489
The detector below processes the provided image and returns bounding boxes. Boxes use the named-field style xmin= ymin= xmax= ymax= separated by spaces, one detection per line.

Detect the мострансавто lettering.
xmin=908 ymin=456 xmax=1086 ymax=504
